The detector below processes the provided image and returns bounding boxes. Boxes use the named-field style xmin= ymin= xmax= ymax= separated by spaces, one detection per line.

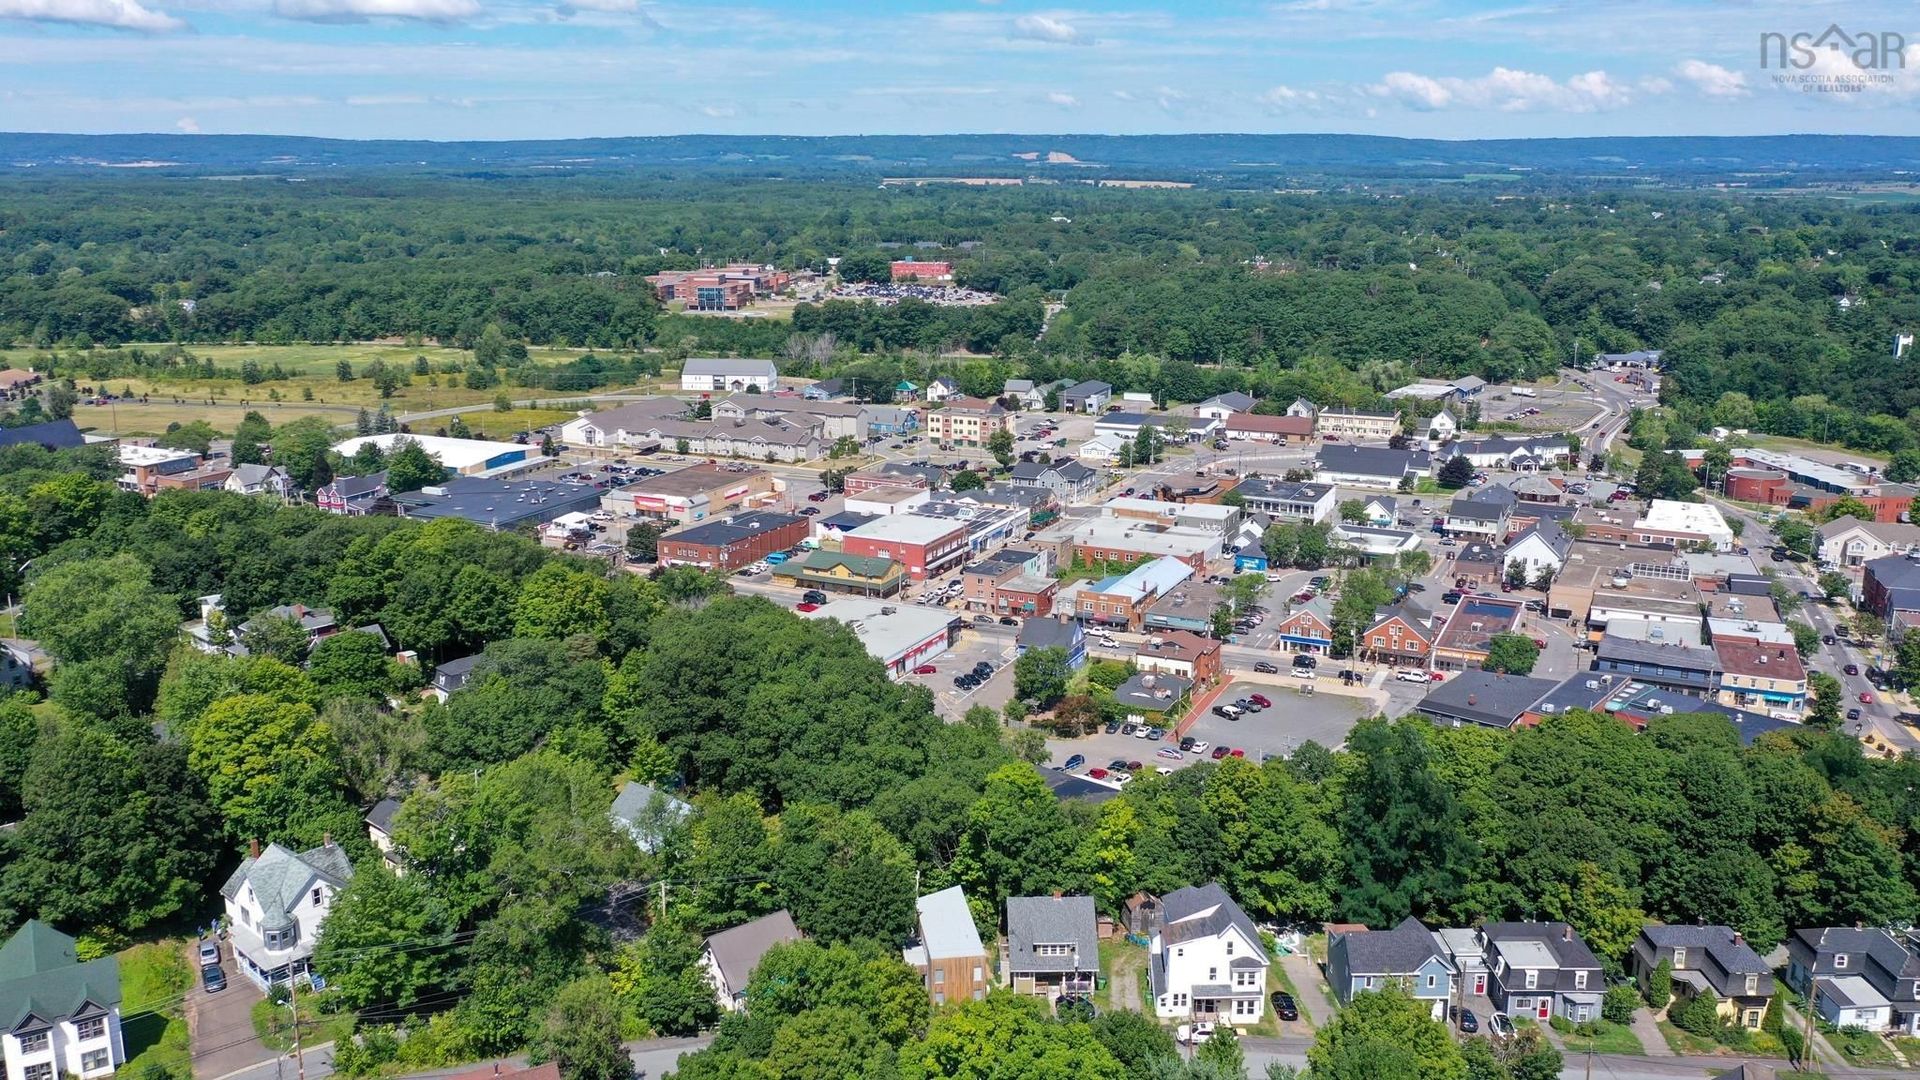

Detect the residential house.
xmin=364 ymin=798 xmax=403 ymax=873
xmin=1785 ymin=926 xmax=1920 ymax=1035
xmin=221 ymin=839 xmax=353 ymax=988
xmin=1326 ymin=917 xmax=1453 ymax=1020
xmin=1631 ymin=925 xmax=1773 ymax=1030
xmin=1003 ymin=896 xmax=1099 ymax=1001
xmin=224 ymin=464 xmax=293 ymax=499
xmin=429 ymin=654 xmax=482 ymax=702
xmin=1010 ymin=459 xmax=1099 ymax=502
xmin=0 ymin=922 xmax=124 ymax=1080
xmin=712 ymin=394 xmax=863 ymax=441
xmin=680 ymin=358 xmax=779 ymax=393
xmin=1424 ymin=408 xmax=1458 ymax=447
xmin=1284 ymin=398 xmax=1318 ymax=419
xmin=1231 ymin=478 xmax=1336 ymax=524
xmin=1713 ymin=639 xmax=1807 ymax=717
xmin=1060 ymin=381 xmax=1113 ymax=414
xmin=926 ymin=396 xmax=1015 ymax=448
xmin=904 ymin=887 xmax=991 ymax=1007
xmin=864 ymin=406 xmax=920 ymax=437
xmin=1316 ymin=408 xmax=1401 ymax=441
xmin=1360 ymin=496 xmax=1399 ymax=526
xmin=802 ymin=378 xmax=849 ymax=401
xmin=1314 ymin=445 xmax=1430 ymax=490
xmin=1816 ymin=516 xmax=1920 ymax=567
xmin=1002 ymin=379 xmax=1047 ymax=411
xmin=315 ymin=473 xmax=389 ymax=515
xmin=1359 ymin=606 xmax=1436 ymax=668
xmin=1503 ymin=521 xmax=1573 ymax=583
xmin=609 ymin=781 xmax=693 ymax=854
xmin=233 ymin=604 xmax=339 ymax=657
xmin=1192 ymin=392 xmax=1256 ymax=420
xmin=702 ymin=911 xmax=803 ymax=1012
xmin=1017 ymin=617 xmax=1087 ymax=669
xmin=1446 ymin=486 xmax=1518 ymax=542
xmin=1135 ymin=631 xmax=1223 ymax=686
xmin=0 ymin=641 xmax=32 ymax=693
xmin=1149 ymin=883 xmax=1269 ymax=1024
xmin=1079 ymin=434 xmax=1125 ymax=465
xmin=1273 ymin=596 xmax=1335 ymax=655
xmin=1479 ymin=922 xmax=1605 ymax=1024
xmin=924 ymin=376 xmax=958 ymax=403
xmin=1862 ymin=555 xmax=1920 ymax=626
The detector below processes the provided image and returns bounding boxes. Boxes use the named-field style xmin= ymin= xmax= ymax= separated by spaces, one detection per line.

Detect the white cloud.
xmin=1011 ymin=13 xmax=1088 ymax=45
xmin=1046 ymin=91 xmax=1079 ymax=108
xmin=1258 ymin=83 xmax=1321 ymax=108
xmin=699 ymin=103 xmax=735 ymax=118
xmin=174 ymin=115 xmax=199 ymax=132
xmin=1155 ymin=85 xmax=1185 ymax=110
xmin=1110 ymin=89 xmax=1136 ymax=102
xmin=1675 ymin=59 xmax=1747 ymax=99
xmin=272 ymin=0 xmax=478 ymax=22
xmin=0 ymin=0 xmax=181 ymax=32
xmin=1370 ymin=66 xmax=1631 ymax=112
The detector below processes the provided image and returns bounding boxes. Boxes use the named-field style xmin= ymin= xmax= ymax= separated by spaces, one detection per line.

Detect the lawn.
xmin=1656 ymin=1019 xmax=1719 ymax=1056
xmin=118 ymin=941 xmax=192 ymax=1078
xmin=1094 ymin=938 xmax=1149 ymax=1015
xmin=252 ymin=990 xmax=355 ymax=1052
xmin=458 ymin=408 xmax=580 ymax=440
xmin=1563 ymin=1020 xmax=1644 ymax=1055
xmin=1893 ymin=1036 xmax=1920 ymax=1061
xmin=1827 ymin=1028 xmax=1896 ymax=1067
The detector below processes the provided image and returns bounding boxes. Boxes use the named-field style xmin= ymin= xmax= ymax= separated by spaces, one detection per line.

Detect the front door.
xmin=1473 ymin=975 xmax=1486 ymax=995
xmin=1537 ymin=1000 xmax=1550 ymax=1020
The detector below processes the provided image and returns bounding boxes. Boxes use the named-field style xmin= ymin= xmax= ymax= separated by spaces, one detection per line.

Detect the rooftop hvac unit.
xmin=1584 ymin=679 xmax=1600 ymax=690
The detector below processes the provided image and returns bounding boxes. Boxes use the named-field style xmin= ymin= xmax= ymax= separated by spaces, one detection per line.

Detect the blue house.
xmin=1326 ymin=917 xmax=1455 ymax=1021
xmin=865 ymin=407 xmax=920 ymax=437
xmin=1017 ymin=618 xmax=1087 ymax=669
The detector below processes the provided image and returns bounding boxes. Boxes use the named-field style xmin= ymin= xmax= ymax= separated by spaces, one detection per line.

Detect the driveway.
xmin=187 ymin=940 xmax=274 ymax=1080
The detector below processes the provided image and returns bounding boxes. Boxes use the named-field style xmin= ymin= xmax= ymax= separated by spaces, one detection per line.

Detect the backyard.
xmin=117 ymin=940 xmax=193 ymax=1079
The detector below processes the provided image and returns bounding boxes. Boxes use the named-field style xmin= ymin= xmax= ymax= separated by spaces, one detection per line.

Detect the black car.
xmin=1105 ymin=720 xmax=1122 ymax=734
xmin=201 ymin=963 xmax=227 ymax=993
xmin=974 ymin=661 xmax=994 ymax=675
xmin=1254 ymin=661 xmax=1279 ymax=674
xmin=1179 ymin=736 xmax=1196 ymax=751
xmin=1846 ymin=708 xmax=1862 ymax=721
xmin=1454 ymin=1006 xmax=1478 ymax=1033
xmin=999 ymin=616 xmax=1019 ymax=626
xmin=802 ymin=590 xmax=828 ymax=605
xmin=1292 ymin=654 xmax=1317 ymax=669
xmin=1270 ymin=991 xmax=1298 ymax=1021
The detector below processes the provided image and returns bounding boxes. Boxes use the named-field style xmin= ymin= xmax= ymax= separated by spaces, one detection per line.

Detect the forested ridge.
xmin=1 ymin=438 xmax=1918 ymax=1078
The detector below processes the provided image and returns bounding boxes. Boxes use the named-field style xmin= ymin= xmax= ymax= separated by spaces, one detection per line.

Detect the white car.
xmin=1265 ymin=571 xmax=1286 ymax=582
xmin=1396 ymin=668 xmax=1431 ymax=683
xmin=1292 ymin=668 xmax=1317 ymax=679
xmin=1176 ymin=1022 xmax=1215 ymax=1045
xmin=1188 ymin=740 xmax=1210 ymax=753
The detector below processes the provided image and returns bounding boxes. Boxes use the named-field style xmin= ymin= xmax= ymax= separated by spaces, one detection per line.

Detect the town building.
xmin=1273 ymin=597 xmax=1335 ymax=656
xmin=1003 ymin=896 xmax=1099 ymax=1001
xmin=926 ymin=396 xmax=1015 ymax=447
xmin=1720 ymin=447 xmax=1913 ymax=523
xmin=1358 ymin=606 xmax=1437 ymax=668
xmin=1634 ymin=500 xmax=1737 ymax=551
xmin=1134 ymin=631 xmax=1223 ymax=686
xmin=841 ymin=515 xmax=971 ymax=581
xmin=844 ymin=486 xmax=931 ymax=517
xmin=1060 ymin=381 xmax=1113 ymax=414
xmin=1503 ymin=521 xmax=1573 ymax=582
xmin=702 ymin=911 xmax=802 ymax=1013
xmin=116 ymin=445 xmax=230 ymax=497
xmin=1431 ymin=595 xmax=1525 ymax=670
xmin=221 ymin=839 xmax=353 ymax=988
xmin=1231 ymin=478 xmax=1336 ymax=524
xmin=1331 ymin=524 xmax=1422 ymax=561
xmin=1862 ymin=555 xmax=1920 ymax=627
xmin=904 ymin=887 xmax=990 ymax=1007
xmin=1445 ymin=486 xmax=1517 ymax=541
xmin=890 ymin=260 xmax=953 ymax=282
xmin=391 ymin=477 xmax=603 ymax=531
xmin=1191 ymin=392 xmax=1256 ymax=420
xmin=1713 ymin=638 xmax=1807 ymax=717
xmin=1417 ymin=669 xmax=1559 ymax=729
xmin=712 ymin=394 xmax=865 ymax=442
xmin=1631 ymin=925 xmax=1773 ymax=1031
xmin=1314 ymin=445 xmax=1430 ymax=490
xmin=1009 ymin=459 xmax=1100 ymax=502
xmin=332 ymin=433 xmax=532 ymax=478
xmin=1593 ymin=635 xmax=1721 ymax=697
xmin=1315 ymin=408 xmax=1401 ymax=441
xmin=1102 ymin=497 xmax=1241 ymax=534
xmin=0 ymin=922 xmax=124 ymax=1080
xmin=1038 ymin=517 xmax=1222 ymax=572
xmin=315 ymin=473 xmax=389 ymax=515
xmin=602 ymin=464 xmax=779 ymax=525
xmin=1142 ymin=580 xmax=1226 ymax=636
xmin=772 ymin=550 xmax=906 ymax=597
xmin=797 ymin=598 xmax=959 ymax=677
xmin=1149 ymin=883 xmax=1269 ymax=1024
xmin=1816 ymin=516 xmax=1920 ymax=567
xmin=1326 ymin=917 xmax=1452 ymax=1020
xmin=1222 ymin=412 xmax=1314 ymax=443
xmin=1017 ymin=617 xmax=1087 ymax=669
xmin=680 ymin=358 xmax=780 ymax=393
xmin=657 ymin=510 xmax=810 ymax=571
xmin=0 ymin=419 xmax=84 ymax=452
xmin=1075 ymin=557 xmax=1194 ymax=631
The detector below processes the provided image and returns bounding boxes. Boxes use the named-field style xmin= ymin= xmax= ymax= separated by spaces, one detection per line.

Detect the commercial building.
xmin=1060 ymin=381 xmax=1113 ymax=414
xmin=1816 ymin=516 xmax=1920 ymax=567
xmin=962 ymin=549 xmax=1055 ymax=614
xmin=1231 ymin=478 xmax=1336 ymax=524
xmin=1418 ymin=669 xmax=1560 ymax=729
xmin=1315 ymin=408 xmax=1401 ymax=441
xmin=1331 ymin=524 xmax=1423 ymax=561
xmin=1713 ymin=638 xmax=1807 ymax=717
xmin=332 ymin=433 xmax=532 ymax=477
xmin=1075 ymin=557 xmax=1195 ymax=631
xmin=843 ymin=466 xmax=932 ymax=495
xmin=602 ymin=463 xmax=778 ymax=525
xmin=391 ymin=476 xmax=604 ymax=530
xmin=771 ymin=550 xmax=906 ymax=597
xmin=841 ymin=515 xmax=971 ymax=580
xmin=1143 ymin=579 xmax=1226 ymax=635
xmin=1134 ymin=630 xmax=1223 ymax=686
xmin=647 ymin=265 xmax=789 ymax=310
xmin=1592 ymin=635 xmax=1721 ymax=697
xmin=1037 ymin=517 xmax=1222 ymax=573
xmin=116 ymin=445 xmax=230 ymax=496
xmin=680 ymin=358 xmax=779 ymax=393
xmin=1431 ymin=595 xmax=1525 ymax=670
xmin=890 ymin=260 xmax=953 ymax=282
xmin=712 ymin=394 xmax=866 ymax=442
xmin=926 ymin=396 xmax=1016 ymax=447
xmin=1102 ymin=497 xmax=1241 ymax=534
xmin=1314 ymin=445 xmax=1430 ymax=490
xmin=798 ymin=598 xmax=960 ymax=677
xmin=1223 ymin=412 xmax=1315 ymax=443
xmin=1722 ymin=447 xmax=1913 ymax=523
xmin=657 ymin=510 xmax=810 ymax=571
xmin=1634 ymin=500 xmax=1737 ymax=552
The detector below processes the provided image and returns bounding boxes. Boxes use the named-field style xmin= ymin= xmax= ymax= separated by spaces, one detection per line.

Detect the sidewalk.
xmin=1627 ymin=1007 xmax=1673 ymax=1057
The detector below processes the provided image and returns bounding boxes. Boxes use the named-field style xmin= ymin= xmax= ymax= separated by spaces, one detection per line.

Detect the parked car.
xmin=1179 ymin=735 xmax=1196 ymax=751
xmin=1845 ymin=664 xmax=1861 ymax=676
xmin=1212 ymin=705 xmax=1241 ymax=720
xmin=1087 ymin=768 xmax=1109 ymax=780
xmin=999 ymin=616 xmax=1019 ymax=626
xmin=1176 ymin=1022 xmax=1215 ymax=1045
xmin=1292 ymin=654 xmax=1317 ymax=669
xmin=973 ymin=614 xmax=995 ymax=624
xmin=1062 ymin=754 xmax=1086 ymax=772
xmin=799 ymin=507 xmax=820 ymax=516
xmin=1146 ymin=727 xmax=1166 ymax=739
xmin=1107 ymin=758 xmax=1130 ymax=771
xmin=1487 ymin=1012 xmax=1515 ymax=1039
xmin=913 ymin=664 xmax=937 ymax=675
xmin=1454 ymin=1006 xmax=1479 ymax=1034
xmin=201 ymin=963 xmax=227 ymax=993
xmin=1105 ymin=720 xmax=1121 ymax=734
xmin=803 ymin=590 xmax=829 ymax=605
xmin=1188 ymin=740 xmax=1210 ymax=753
xmin=1157 ymin=747 xmax=1183 ymax=761
xmin=197 ymin=939 xmax=220 ymax=966
xmin=1249 ymin=693 xmax=1272 ymax=708
xmin=1209 ymin=746 xmax=1231 ymax=760
xmin=1845 ymin=708 xmax=1862 ymax=721
xmin=1396 ymin=669 xmax=1429 ymax=683
xmin=1133 ymin=725 xmax=1153 ymax=739
xmin=1271 ymin=992 xmax=1299 ymax=1021
xmin=1254 ymin=661 xmax=1278 ymax=674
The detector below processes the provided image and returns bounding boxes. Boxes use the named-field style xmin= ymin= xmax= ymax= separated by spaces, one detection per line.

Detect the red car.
xmin=1249 ymin=694 xmax=1272 ymax=708
xmin=1088 ymin=767 xmax=1110 ymax=780
xmin=1860 ymin=692 xmax=1874 ymax=704
xmin=1209 ymin=746 xmax=1231 ymax=760
xmin=913 ymin=664 xmax=938 ymax=675
xmin=1230 ymin=748 xmax=1246 ymax=758
xmin=795 ymin=602 xmax=820 ymax=612
xmin=1429 ymin=671 xmax=1446 ymax=682
xmin=1532 ymin=638 xmax=1547 ymax=649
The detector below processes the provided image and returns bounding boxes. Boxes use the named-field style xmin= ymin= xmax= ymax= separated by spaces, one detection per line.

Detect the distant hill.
xmin=5 ymin=131 xmax=1920 ymax=184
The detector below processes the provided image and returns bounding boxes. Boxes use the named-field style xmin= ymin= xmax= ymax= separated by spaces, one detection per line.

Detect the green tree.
xmin=1197 ymin=1024 xmax=1247 ymax=1076
xmin=241 ymin=613 xmax=313 ymax=665
xmin=952 ymin=764 xmax=1075 ymax=905
xmin=626 ymin=521 xmax=664 ymax=562
xmin=988 ymin=428 xmax=1016 ymax=468
xmin=187 ymin=692 xmax=353 ymax=844
xmin=1786 ymin=620 xmax=1820 ymax=658
xmin=1339 ymin=499 xmax=1369 ymax=524
xmin=528 ymin=976 xmax=631 ymax=1080
xmin=1806 ymin=672 xmax=1844 ymax=730
xmin=950 ymin=469 xmax=985 ymax=492
xmin=513 ymin=563 xmax=611 ymax=641
xmin=21 ymin=554 xmax=181 ymax=718
xmin=1338 ymin=719 xmax=1479 ymax=924
xmin=312 ymin=860 xmax=457 ymax=1009
xmin=307 ymin=631 xmax=394 ymax=699
xmin=1644 ymin=958 xmax=1672 ymax=1009
xmin=1818 ymin=570 xmax=1851 ymax=600
xmin=1014 ymin=646 xmax=1072 ymax=708
xmin=1439 ymin=455 xmax=1474 ymax=489
xmin=1482 ymin=634 xmax=1540 ymax=676
xmin=1885 ymin=448 xmax=1920 ymax=484
xmin=1308 ymin=986 xmax=1466 ymax=1080
xmin=383 ymin=437 xmax=446 ymax=493
xmin=898 ymin=993 xmax=1125 ymax=1080
xmin=1671 ymin=988 xmax=1720 ymax=1036
xmin=612 ymin=917 xmax=718 ymax=1037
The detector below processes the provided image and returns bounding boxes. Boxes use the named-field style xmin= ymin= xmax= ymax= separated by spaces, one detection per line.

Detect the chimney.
xmin=249 ymin=838 xmax=261 ymax=859
xmin=1733 ymin=931 xmax=1744 ymax=948
xmin=323 ymin=832 xmax=332 ymax=848
xmin=1563 ymin=924 xmax=1572 ymax=941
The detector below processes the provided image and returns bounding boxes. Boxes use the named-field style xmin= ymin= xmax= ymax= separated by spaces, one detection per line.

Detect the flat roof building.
xmin=798 ymin=597 xmax=960 ymax=678
xmin=332 ymin=433 xmax=532 ymax=477
xmin=391 ymin=476 xmax=603 ymax=530
xmin=658 ymin=510 xmax=810 ymax=571
xmin=602 ymin=463 xmax=778 ymax=525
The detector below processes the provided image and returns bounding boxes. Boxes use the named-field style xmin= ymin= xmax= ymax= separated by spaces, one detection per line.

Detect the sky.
xmin=2 ymin=0 xmax=1919 ymax=140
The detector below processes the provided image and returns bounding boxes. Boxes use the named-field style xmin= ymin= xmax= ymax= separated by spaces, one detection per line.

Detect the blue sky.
xmin=2 ymin=0 xmax=1918 ymax=139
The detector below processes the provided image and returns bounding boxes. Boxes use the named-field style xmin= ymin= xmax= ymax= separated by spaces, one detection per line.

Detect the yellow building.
xmin=772 ymin=549 xmax=907 ymax=597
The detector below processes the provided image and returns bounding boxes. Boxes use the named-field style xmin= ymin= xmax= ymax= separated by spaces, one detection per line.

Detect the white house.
xmin=680 ymin=358 xmax=779 ymax=393
xmin=1503 ymin=522 xmax=1573 ymax=582
xmin=224 ymin=464 xmax=293 ymax=499
xmin=220 ymin=840 xmax=354 ymax=989
xmin=1001 ymin=380 xmax=1046 ymax=411
xmin=1425 ymin=408 xmax=1458 ymax=449
xmin=1816 ymin=516 xmax=1920 ymax=567
xmin=1285 ymin=398 xmax=1318 ymax=419
xmin=701 ymin=911 xmax=802 ymax=1012
xmin=1191 ymin=392 xmax=1256 ymax=421
xmin=0 ymin=922 xmax=124 ymax=1080
xmin=1149 ymin=882 xmax=1269 ymax=1025
xmin=924 ymin=376 xmax=959 ymax=403
xmin=1079 ymin=434 xmax=1125 ymax=465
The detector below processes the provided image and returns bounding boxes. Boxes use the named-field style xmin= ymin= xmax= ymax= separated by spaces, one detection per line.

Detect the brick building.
xmin=657 ymin=510 xmax=809 ymax=571
xmin=841 ymin=515 xmax=971 ymax=581
xmin=926 ymin=397 xmax=1015 ymax=448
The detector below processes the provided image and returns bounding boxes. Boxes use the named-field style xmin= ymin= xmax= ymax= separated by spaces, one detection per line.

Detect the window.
xmin=81 ymin=1050 xmax=110 ymax=1073
xmin=1833 ymin=953 xmax=1848 ymax=969
xmin=25 ymin=1064 xmax=53 ymax=1080
xmin=19 ymin=1030 xmax=50 ymax=1054
xmin=1745 ymin=974 xmax=1758 ymax=996
xmin=973 ymin=966 xmax=983 ymax=982
xmin=312 ymin=888 xmax=323 ymax=905
xmin=1225 ymin=940 xmax=1234 ymax=956
xmin=76 ymin=1016 xmax=106 ymax=1040
xmin=933 ymin=969 xmax=944 ymax=984
xmin=1574 ymin=971 xmax=1588 ymax=990
xmin=1233 ymin=998 xmax=1256 ymax=1016
xmin=1425 ymin=974 xmax=1436 ymax=988
xmin=1034 ymin=944 xmax=1072 ymax=957
xmin=933 ymin=992 xmax=945 ymax=1006
xmin=1524 ymin=970 xmax=1538 ymax=990
xmin=1208 ymin=967 xmax=1217 ymax=981
xmin=1672 ymin=948 xmax=1687 ymax=969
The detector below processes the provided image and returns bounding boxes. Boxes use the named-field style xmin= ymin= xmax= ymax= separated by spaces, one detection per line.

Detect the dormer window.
xmin=1834 ymin=953 xmax=1848 ymax=969
xmin=75 ymin=1016 xmax=106 ymax=1040
xmin=20 ymin=1030 xmax=50 ymax=1054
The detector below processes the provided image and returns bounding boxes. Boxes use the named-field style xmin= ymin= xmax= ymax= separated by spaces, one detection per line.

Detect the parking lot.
xmin=1183 ymin=679 xmax=1377 ymax=759
xmin=902 ymin=626 xmax=1018 ymax=719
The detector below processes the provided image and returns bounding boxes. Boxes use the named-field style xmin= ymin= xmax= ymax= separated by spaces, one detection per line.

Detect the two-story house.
xmin=0 ymin=922 xmax=124 ymax=1080
xmin=1446 ymin=486 xmax=1518 ymax=542
xmin=1009 ymin=459 xmax=1099 ymax=502
xmin=1480 ymin=922 xmax=1605 ymax=1024
xmin=1632 ymin=925 xmax=1774 ymax=1030
xmin=1326 ymin=917 xmax=1454 ymax=1020
xmin=1134 ymin=631 xmax=1223 ymax=687
xmin=1003 ymin=895 xmax=1099 ymax=1001
xmin=1786 ymin=926 xmax=1920 ymax=1035
xmin=1016 ymin=618 xmax=1087 ymax=670
xmin=315 ymin=473 xmax=389 ymax=515
xmin=1229 ymin=478 xmax=1336 ymax=524
xmin=224 ymin=464 xmax=294 ymax=499
xmin=1150 ymin=883 xmax=1269 ymax=1025
xmin=701 ymin=910 xmax=802 ymax=1013
xmin=904 ymin=886 xmax=991 ymax=1007
xmin=1274 ymin=596 xmax=1335 ymax=656
xmin=221 ymin=839 xmax=354 ymax=988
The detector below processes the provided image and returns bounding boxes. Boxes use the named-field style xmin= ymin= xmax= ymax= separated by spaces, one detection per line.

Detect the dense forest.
xmin=5 ymin=177 xmax=1920 ymax=451
xmin=1 ymin=438 xmax=1918 ymax=1079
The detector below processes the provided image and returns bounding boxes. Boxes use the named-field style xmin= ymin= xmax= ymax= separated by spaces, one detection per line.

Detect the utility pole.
xmin=657 ymin=879 xmax=669 ymax=918
xmin=288 ymin=972 xmax=306 ymax=1080
xmin=1801 ymin=977 xmax=1816 ymax=1072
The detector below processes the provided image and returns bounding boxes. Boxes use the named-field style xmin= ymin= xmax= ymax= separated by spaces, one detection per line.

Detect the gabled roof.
xmin=1509 ymin=521 xmax=1573 ymax=560
xmin=610 ymin=781 xmax=694 ymax=852
xmin=1018 ymin=618 xmax=1083 ymax=652
xmin=1063 ymin=380 xmax=1112 ymax=399
xmin=916 ymin=886 xmax=986 ymax=960
xmin=683 ymin=357 xmax=778 ymax=377
xmin=325 ymin=473 xmax=387 ymax=499
xmin=795 ymin=549 xmax=898 ymax=579
xmin=0 ymin=921 xmax=122 ymax=1030
xmin=704 ymin=910 xmax=801 ymax=993
xmin=220 ymin=842 xmax=353 ymax=932
xmin=1198 ymin=392 xmax=1256 ymax=412
xmin=1336 ymin=916 xmax=1447 ymax=975
xmin=364 ymin=797 xmax=402 ymax=835
xmin=1480 ymin=921 xmax=1602 ymax=972
xmin=1006 ymin=895 xmax=1100 ymax=973
xmin=229 ymin=463 xmax=289 ymax=486
xmin=1010 ymin=459 xmax=1095 ymax=482
xmin=1317 ymin=444 xmax=1429 ymax=477
xmin=1639 ymin=924 xmax=1770 ymax=975
xmin=1159 ymin=882 xmax=1262 ymax=951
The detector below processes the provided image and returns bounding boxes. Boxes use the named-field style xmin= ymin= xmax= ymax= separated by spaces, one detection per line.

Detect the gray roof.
xmin=432 ymin=653 xmax=482 ymax=691
xmin=704 ymin=910 xmax=802 ymax=994
xmin=1639 ymin=925 xmax=1770 ymax=975
xmin=1450 ymin=487 xmax=1518 ymax=520
xmin=665 ymin=510 xmax=805 ymax=549
xmin=0 ymin=921 xmax=122 ymax=1030
xmin=1234 ymin=477 xmax=1334 ymax=503
xmin=1063 ymin=380 xmax=1112 ymax=400
xmin=817 ymin=510 xmax=877 ymax=532
xmin=1035 ymin=765 xmax=1119 ymax=803
xmin=683 ymin=357 xmax=778 ymax=377
xmin=364 ymin=796 xmax=402 ymax=835
xmin=1114 ymin=672 xmax=1191 ymax=711
xmin=1318 ymin=444 xmax=1429 ymax=477
xmin=0 ymin=419 xmax=84 ymax=451
xmin=916 ymin=886 xmax=986 ymax=960
xmin=1010 ymin=459 xmax=1095 ymax=482
xmin=1418 ymin=669 xmax=1558 ymax=728
xmin=1018 ymin=618 xmax=1083 ymax=653
xmin=1595 ymin=635 xmax=1721 ymax=674
xmin=609 ymin=781 xmax=694 ymax=853
xmin=229 ymin=463 xmax=287 ymax=486
xmin=1480 ymin=921 xmax=1602 ymax=972
xmin=1160 ymin=883 xmax=1262 ymax=951
xmin=219 ymin=842 xmax=353 ymax=933
xmin=1200 ymin=392 xmax=1256 ymax=412
xmin=1006 ymin=895 xmax=1100 ymax=973
xmin=1337 ymin=916 xmax=1447 ymax=975
xmin=392 ymin=476 xmax=603 ymax=528
xmin=1510 ymin=520 xmax=1573 ymax=560
xmin=326 ymin=473 xmax=387 ymax=499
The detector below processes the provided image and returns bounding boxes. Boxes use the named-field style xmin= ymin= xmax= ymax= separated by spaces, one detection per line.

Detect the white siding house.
xmin=680 ymin=358 xmax=779 ymax=393
xmin=0 ymin=923 xmax=124 ymax=1080
xmin=1149 ymin=883 xmax=1269 ymax=1025
xmin=220 ymin=841 xmax=353 ymax=989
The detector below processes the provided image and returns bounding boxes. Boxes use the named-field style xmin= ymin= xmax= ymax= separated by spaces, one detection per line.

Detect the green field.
xmin=118 ymin=941 xmax=192 ymax=1078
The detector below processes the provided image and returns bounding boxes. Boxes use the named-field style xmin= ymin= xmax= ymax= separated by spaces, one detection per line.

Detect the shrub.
xmin=1603 ymin=983 xmax=1639 ymax=1024
xmin=1780 ymin=1027 xmax=1807 ymax=1067
xmin=1763 ymin=989 xmax=1787 ymax=1036
xmin=1673 ymin=990 xmax=1721 ymax=1037
xmin=1645 ymin=959 xmax=1673 ymax=1010
xmin=1549 ymin=1015 xmax=1574 ymax=1035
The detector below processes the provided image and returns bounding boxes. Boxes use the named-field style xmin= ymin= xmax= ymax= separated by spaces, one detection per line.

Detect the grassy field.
xmin=72 ymin=400 xmax=355 ymax=440
xmin=1743 ymin=433 xmax=1888 ymax=469
xmin=118 ymin=941 xmax=192 ymax=1078
xmin=1566 ymin=1019 xmax=1645 ymax=1055
xmin=461 ymin=408 xmax=580 ymax=439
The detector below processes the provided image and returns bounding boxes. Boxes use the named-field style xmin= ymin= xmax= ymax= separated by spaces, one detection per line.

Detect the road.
xmin=1235 ymin=1035 xmax=1901 ymax=1080
xmin=212 ymin=1037 xmax=712 ymax=1080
